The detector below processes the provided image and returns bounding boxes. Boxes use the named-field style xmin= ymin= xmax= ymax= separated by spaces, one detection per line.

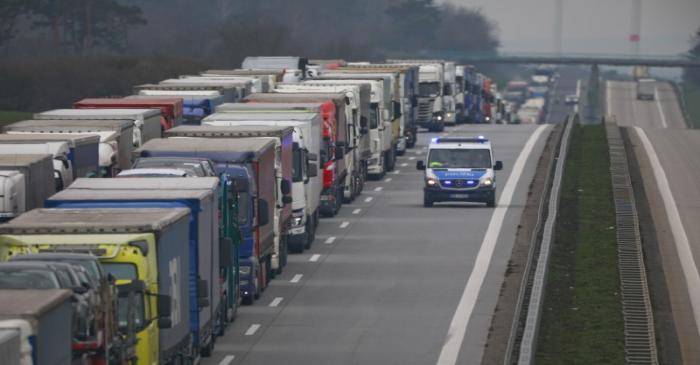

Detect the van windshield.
xmin=428 ymin=149 xmax=492 ymax=169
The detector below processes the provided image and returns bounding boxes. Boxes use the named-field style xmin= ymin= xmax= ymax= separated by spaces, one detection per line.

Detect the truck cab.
xmin=132 ymin=88 xmax=225 ymax=125
xmin=0 ymin=142 xmax=73 ymax=191
xmin=416 ymin=136 xmax=503 ymax=207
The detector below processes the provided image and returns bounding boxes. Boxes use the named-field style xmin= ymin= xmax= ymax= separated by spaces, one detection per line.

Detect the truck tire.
xmin=200 ymin=339 xmax=213 ymax=357
xmin=423 ymin=194 xmax=434 ymax=207
xmin=305 ymin=219 xmax=314 ymax=249
xmin=385 ymin=149 xmax=395 ymax=171
xmin=343 ymin=178 xmax=355 ymax=204
xmin=406 ymin=132 xmax=417 ymax=148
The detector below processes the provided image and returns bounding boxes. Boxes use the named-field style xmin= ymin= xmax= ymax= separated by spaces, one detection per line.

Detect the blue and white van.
xmin=416 ymin=136 xmax=503 ymax=207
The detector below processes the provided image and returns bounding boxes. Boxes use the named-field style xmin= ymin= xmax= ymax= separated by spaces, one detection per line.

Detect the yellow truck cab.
xmin=0 ymin=207 xmax=193 ymax=365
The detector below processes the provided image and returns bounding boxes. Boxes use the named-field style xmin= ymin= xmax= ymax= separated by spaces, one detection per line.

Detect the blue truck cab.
xmin=416 ymin=136 xmax=503 ymax=207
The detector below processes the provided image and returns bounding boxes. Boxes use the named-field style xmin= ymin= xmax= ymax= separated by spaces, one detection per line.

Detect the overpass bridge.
xmin=410 ymin=50 xmax=700 ymax=68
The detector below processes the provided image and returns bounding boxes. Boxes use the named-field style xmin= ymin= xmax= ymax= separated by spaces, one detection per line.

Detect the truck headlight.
xmin=436 ymin=115 xmax=443 ymax=121
xmin=293 ymin=216 xmax=304 ymax=227
xmin=480 ymin=177 xmax=493 ymax=187
xmin=426 ymin=178 xmax=438 ymax=186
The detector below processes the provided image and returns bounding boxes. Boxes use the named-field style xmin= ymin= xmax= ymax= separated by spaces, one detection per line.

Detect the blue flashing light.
xmin=478 ymin=135 xmax=486 ymax=140
xmin=444 ymin=180 xmax=453 ymax=185
xmin=431 ymin=138 xmax=439 ymax=143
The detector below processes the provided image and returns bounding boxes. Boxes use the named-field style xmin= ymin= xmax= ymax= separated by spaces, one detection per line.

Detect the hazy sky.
xmin=438 ymin=0 xmax=699 ymax=55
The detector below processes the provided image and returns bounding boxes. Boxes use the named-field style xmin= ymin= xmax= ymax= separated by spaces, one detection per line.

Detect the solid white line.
xmin=269 ymin=297 xmax=284 ymax=307
xmin=245 ymin=324 xmax=261 ymax=336
xmin=400 ymin=163 xmax=409 ymax=167
xmin=309 ymin=254 xmax=321 ymax=262
xmin=634 ymin=127 xmax=700 ymax=335
xmin=324 ymin=236 xmax=336 ymax=244
xmin=374 ymin=187 xmax=383 ymax=192
xmin=352 ymin=208 xmax=361 ymax=214
xmin=384 ymin=178 xmax=392 ymax=182
xmin=364 ymin=197 xmax=374 ymax=203
xmin=218 ymin=355 xmax=235 ymax=365
xmin=654 ymin=87 xmax=668 ymax=128
xmin=339 ymin=221 xmax=350 ymax=228
xmin=436 ymin=125 xmax=548 ymax=365
xmin=290 ymin=274 xmax=303 ymax=283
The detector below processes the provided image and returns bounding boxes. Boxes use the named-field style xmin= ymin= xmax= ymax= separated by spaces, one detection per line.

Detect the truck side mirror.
xmin=393 ymin=101 xmax=402 ymax=119
xmin=258 ymin=199 xmax=270 ymax=226
xmin=56 ymin=155 xmax=70 ymax=169
xmin=307 ymin=163 xmax=318 ymax=178
xmin=220 ymin=238 xmax=233 ymax=268
xmin=494 ymin=161 xmax=503 ymax=171
xmin=156 ymin=294 xmax=172 ymax=328
xmin=416 ymin=161 xmax=426 ymax=170
xmin=198 ymin=279 xmax=209 ymax=307
xmin=281 ymin=180 xmax=291 ymax=195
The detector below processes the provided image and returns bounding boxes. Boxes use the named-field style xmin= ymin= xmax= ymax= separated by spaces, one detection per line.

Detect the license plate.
xmin=450 ymin=194 xmax=470 ymax=199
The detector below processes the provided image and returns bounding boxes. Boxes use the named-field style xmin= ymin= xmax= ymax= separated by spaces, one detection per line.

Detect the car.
xmin=416 ymin=136 xmax=503 ymax=207
xmin=565 ymin=94 xmax=579 ymax=105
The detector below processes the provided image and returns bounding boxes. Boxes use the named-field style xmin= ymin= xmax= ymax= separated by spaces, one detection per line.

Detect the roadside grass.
xmin=0 ymin=110 xmax=31 ymax=125
xmin=535 ymin=124 xmax=625 ymax=364
xmin=682 ymin=82 xmax=700 ymax=129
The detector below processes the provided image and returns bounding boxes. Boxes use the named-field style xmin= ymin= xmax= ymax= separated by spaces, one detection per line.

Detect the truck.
xmin=3 ymin=119 xmax=134 ymax=177
xmin=243 ymin=93 xmax=348 ymax=215
xmin=46 ymin=177 xmax=224 ymax=357
xmin=0 ymin=154 xmax=56 ymax=222
xmin=637 ymin=78 xmax=656 ymax=100
xmin=305 ymin=76 xmax=395 ymax=178
xmin=164 ymin=125 xmax=293 ymax=275
xmin=134 ymin=138 xmax=275 ymax=305
xmin=241 ymin=57 xmax=308 ymax=83
xmin=272 ymin=83 xmax=371 ymax=200
xmin=129 ymin=91 xmax=224 ymax=125
xmin=0 ymin=142 xmax=73 ymax=191
xmin=0 ymin=289 xmax=73 ymax=365
xmin=202 ymin=69 xmax=286 ymax=92
xmin=387 ymin=60 xmax=446 ymax=132
xmin=33 ymin=108 xmax=162 ymax=148
xmin=74 ymin=98 xmax=184 ymax=132
xmin=198 ymin=111 xmax=322 ymax=253
xmin=517 ymin=98 xmax=546 ymax=124
xmin=337 ymin=64 xmax=420 ymax=148
xmin=0 ymin=134 xmax=99 ymax=181
xmin=0 ymin=207 xmax=191 ymax=364
xmin=159 ymin=78 xmax=253 ymax=101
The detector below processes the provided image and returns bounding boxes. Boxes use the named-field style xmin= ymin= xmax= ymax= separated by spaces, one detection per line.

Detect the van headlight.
xmin=426 ymin=178 xmax=439 ymax=187
xmin=480 ymin=177 xmax=493 ymax=187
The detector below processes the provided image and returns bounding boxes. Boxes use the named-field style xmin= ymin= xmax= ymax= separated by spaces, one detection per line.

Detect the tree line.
xmin=1 ymin=0 xmax=500 ymax=61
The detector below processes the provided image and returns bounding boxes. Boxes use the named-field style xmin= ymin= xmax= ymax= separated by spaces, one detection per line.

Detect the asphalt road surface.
xmin=609 ymin=79 xmax=700 ymax=363
xmin=203 ymin=122 xmax=551 ymax=365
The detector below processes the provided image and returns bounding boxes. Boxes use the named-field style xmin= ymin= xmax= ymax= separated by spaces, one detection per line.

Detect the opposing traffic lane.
xmin=607 ymin=80 xmax=687 ymax=129
xmin=204 ymin=124 xmax=551 ymax=365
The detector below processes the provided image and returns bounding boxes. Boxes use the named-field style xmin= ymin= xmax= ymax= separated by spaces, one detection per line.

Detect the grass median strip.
xmin=0 ymin=110 xmax=32 ymax=125
xmin=536 ymin=124 xmax=625 ymax=364
xmin=682 ymin=82 xmax=700 ymax=128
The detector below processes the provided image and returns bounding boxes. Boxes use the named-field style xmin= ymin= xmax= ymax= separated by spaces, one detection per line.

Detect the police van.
xmin=416 ymin=136 xmax=503 ymax=207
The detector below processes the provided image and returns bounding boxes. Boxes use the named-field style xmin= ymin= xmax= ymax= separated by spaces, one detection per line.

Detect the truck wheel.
xmin=423 ymin=194 xmax=434 ymax=207
xmin=200 ymin=339 xmax=213 ymax=357
xmin=407 ymin=132 xmax=416 ymax=148
xmin=305 ymin=220 xmax=314 ymax=249
xmin=385 ymin=149 xmax=395 ymax=171
xmin=343 ymin=178 xmax=355 ymax=204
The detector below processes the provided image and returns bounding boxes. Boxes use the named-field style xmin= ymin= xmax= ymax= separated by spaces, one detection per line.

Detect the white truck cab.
xmin=416 ymin=136 xmax=503 ymax=207
xmin=0 ymin=143 xmax=73 ymax=190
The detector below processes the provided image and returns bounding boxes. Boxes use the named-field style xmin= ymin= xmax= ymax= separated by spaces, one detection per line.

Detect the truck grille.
xmin=417 ymin=98 xmax=434 ymax=124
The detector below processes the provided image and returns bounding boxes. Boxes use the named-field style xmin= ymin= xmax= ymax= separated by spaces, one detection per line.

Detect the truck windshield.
xmin=292 ymin=148 xmax=304 ymax=182
xmin=0 ymin=270 xmax=60 ymax=289
xmin=102 ymin=263 xmax=138 ymax=280
xmin=419 ymin=82 xmax=441 ymax=97
xmin=428 ymin=149 xmax=492 ymax=169
xmin=369 ymin=103 xmax=379 ymax=129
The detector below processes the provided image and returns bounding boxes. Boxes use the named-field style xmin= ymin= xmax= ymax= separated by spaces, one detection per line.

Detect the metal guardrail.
xmin=605 ymin=119 xmax=659 ymax=364
xmin=505 ymin=114 xmax=575 ymax=365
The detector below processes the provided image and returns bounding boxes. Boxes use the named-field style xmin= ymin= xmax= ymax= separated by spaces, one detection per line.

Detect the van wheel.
xmin=486 ymin=196 xmax=496 ymax=207
xmin=423 ymin=194 xmax=434 ymax=207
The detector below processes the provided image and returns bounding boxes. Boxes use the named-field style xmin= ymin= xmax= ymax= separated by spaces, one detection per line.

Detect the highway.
xmin=203 ymin=123 xmax=551 ymax=365
xmin=607 ymin=80 xmax=700 ymax=363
